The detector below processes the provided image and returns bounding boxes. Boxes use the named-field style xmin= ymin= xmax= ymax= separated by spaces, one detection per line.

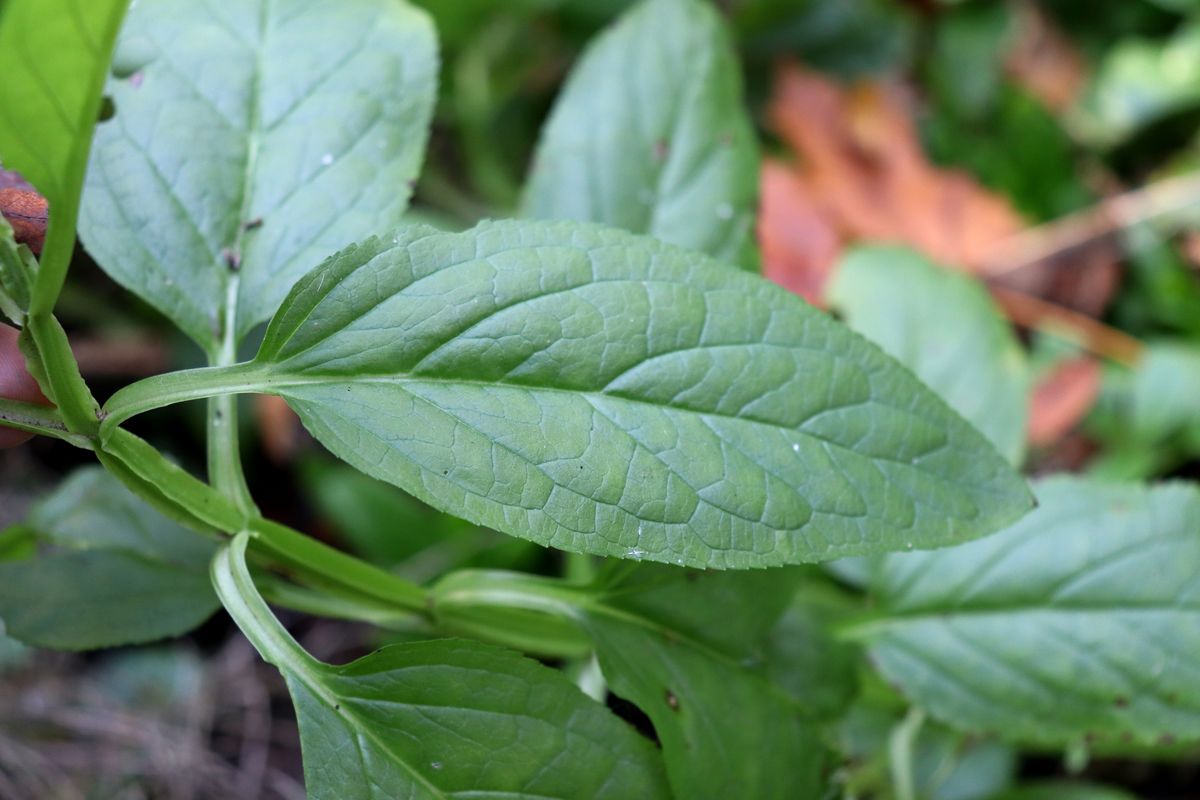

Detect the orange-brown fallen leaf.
xmin=761 ymin=63 xmax=1026 ymax=300
xmin=255 ymin=393 xmax=302 ymax=464
xmin=0 ymin=187 xmax=48 ymax=256
xmin=758 ymin=160 xmax=840 ymax=305
xmin=1027 ymin=356 xmax=1102 ymax=447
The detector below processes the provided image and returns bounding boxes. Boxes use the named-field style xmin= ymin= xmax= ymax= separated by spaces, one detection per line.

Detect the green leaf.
xmin=1130 ymin=342 xmax=1200 ymax=441
xmin=0 ymin=468 xmax=218 ymax=650
xmin=299 ymin=458 xmax=533 ymax=579
xmin=0 ymin=0 xmax=126 ymax=299
xmin=827 ymin=246 xmax=1029 ymax=465
xmin=80 ymin=0 xmax=438 ymax=350
xmin=837 ymin=706 xmax=1016 ymax=800
xmin=1073 ymin=19 xmax=1200 ymax=147
xmin=213 ymin=533 xmax=671 ymax=800
xmin=854 ymin=476 xmax=1200 ymax=746
xmin=577 ymin=565 xmax=825 ymax=799
xmin=523 ymin=0 xmax=759 ymax=267
xmin=763 ymin=581 xmax=861 ymax=721
xmin=108 ymin=220 xmax=1034 ymax=567
xmin=431 ymin=564 xmax=828 ymax=798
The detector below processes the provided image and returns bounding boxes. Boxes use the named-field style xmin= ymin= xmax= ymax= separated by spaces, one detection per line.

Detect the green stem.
xmin=101 ymin=362 xmax=264 ymax=437
xmin=0 ymin=395 xmax=92 ymax=448
xmin=255 ymin=572 xmax=424 ymax=628
xmin=100 ymin=428 xmax=431 ymax=617
xmin=207 ymin=293 xmax=257 ymax=516
xmin=212 ymin=531 xmax=320 ymax=671
xmin=24 ymin=313 xmax=99 ymax=435
xmin=250 ymin=518 xmax=429 ymax=615
xmin=431 ymin=569 xmax=594 ymax=658
xmin=889 ymin=707 xmax=925 ymax=800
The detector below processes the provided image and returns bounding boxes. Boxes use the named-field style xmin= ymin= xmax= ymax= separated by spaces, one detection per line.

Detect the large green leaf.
xmin=0 ymin=468 xmax=217 ymax=650
xmin=0 ymin=0 xmax=126 ymax=286
xmin=827 ymin=246 xmax=1029 ymax=465
xmin=213 ymin=533 xmax=671 ymax=800
xmin=80 ymin=0 xmax=438 ymax=350
xmin=110 ymin=220 xmax=1033 ymax=567
xmin=853 ymin=477 xmax=1200 ymax=746
xmin=523 ymin=0 xmax=759 ymax=267
xmin=578 ymin=566 xmax=825 ymax=799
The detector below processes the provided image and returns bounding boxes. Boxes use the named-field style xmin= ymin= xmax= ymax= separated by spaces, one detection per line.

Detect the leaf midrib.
xmin=251 ymin=370 xmax=969 ymax=479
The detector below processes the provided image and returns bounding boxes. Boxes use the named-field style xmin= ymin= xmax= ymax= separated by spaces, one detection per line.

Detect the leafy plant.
xmin=0 ymin=0 xmax=1197 ymax=797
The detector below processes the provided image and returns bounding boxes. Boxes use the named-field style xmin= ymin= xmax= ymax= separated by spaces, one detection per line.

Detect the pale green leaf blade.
xmin=80 ymin=0 xmax=438 ymax=348
xmin=0 ymin=0 xmax=126 ymax=306
xmin=249 ymin=220 xmax=1032 ymax=568
xmin=0 ymin=468 xmax=217 ymax=650
xmin=857 ymin=477 xmax=1200 ymax=746
xmin=212 ymin=533 xmax=671 ymax=800
xmin=827 ymin=246 xmax=1029 ymax=465
xmin=0 ymin=0 xmax=125 ymax=205
xmin=523 ymin=0 xmax=759 ymax=267
xmin=1131 ymin=341 xmax=1200 ymax=441
xmin=579 ymin=566 xmax=824 ymax=799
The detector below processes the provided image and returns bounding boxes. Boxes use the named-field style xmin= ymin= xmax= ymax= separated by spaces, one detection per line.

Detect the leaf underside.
xmin=863 ymin=476 xmax=1200 ymax=746
xmin=0 ymin=468 xmax=217 ymax=650
xmin=523 ymin=0 xmax=759 ymax=267
xmin=828 ymin=246 xmax=1029 ymax=465
xmin=80 ymin=0 xmax=438 ymax=349
xmin=250 ymin=219 xmax=1032 ymax=569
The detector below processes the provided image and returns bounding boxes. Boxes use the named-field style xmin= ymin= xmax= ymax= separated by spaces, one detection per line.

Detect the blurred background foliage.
xmin=3 ymin=0 xmax=1200 ymax=797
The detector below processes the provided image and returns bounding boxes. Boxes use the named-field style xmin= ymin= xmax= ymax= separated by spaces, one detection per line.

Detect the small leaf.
xmin=81 ymin=0 xmax=438 ymax=349
xmin=577 ymin=566 xmax=824 ymax=799
xmin=523 ymin=0 xmax=759 ymax=266
xmin=1130 ymin=342 xmax=1200 ymax=441
xmin=213 ymin=533 xmax=671 ymax=800
xmin=193 ymin=220 xmax=1032 ymax=568
xmin=827 ymin=246 xmax=1029 ymax=465
xmin=837 ymin=707 xmax=1016 ymax=800
xmin=855 ymin=476 xmax=1200 ymax=746
xmin=0 ymin=468 xmax=217 ymax=650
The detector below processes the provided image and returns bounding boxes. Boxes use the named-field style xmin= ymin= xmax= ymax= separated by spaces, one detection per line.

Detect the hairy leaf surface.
xmin=213 ymin=534 xmax=670 ymax=800
xmin=827 ymin=246 xmax=1028 ymax=464
xmin=857 ymin=477 xmax=1200 ymax=746
xmin=0 ymin=468 xmax=217 ymax=649
xmin=523 ymin=0 xmax=759 ymax=266
xmin=198 ymin=220 xmax=1033 ymax=568
xmin=81 ymin=0 xmax=437 ymax=349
